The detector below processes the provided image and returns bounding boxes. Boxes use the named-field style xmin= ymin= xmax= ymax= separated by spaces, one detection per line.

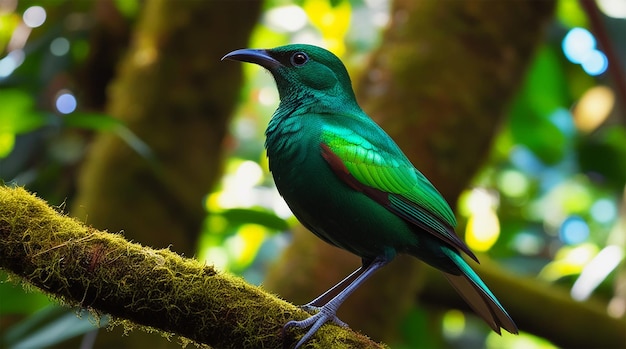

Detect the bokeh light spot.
xmin=581 ymin=49 xmax=608 ymax=76
xmin=23 ymin=6 xmax=46 ymax=28
xmin=561 ymin=27 xmax=608 ymax=76
xmin=264 ymin=5 xmax=308 ymax=32
xmin=235 ymin=160 xmax=263 ymax=187
xmin=509 ymin=146 xmax=544 ymax=175
xmin=573 ymin=86 xmax=614 ymax=132
xmin=559 ymin=215 xmax=589 ymax=245
xmin=562 ymin=27 xmax=595 ymax=64
xmin=203 ymin=247 xmax=229 ymax=271
xmin=442 ymin=310 xmax=465 ymax=339
xmin=258 ymin=86 xmax=278 ymax=106
xmin=0 ymin=50 xmax=25 ymax=78
xmin=50 ymin=37 xmax=70 ymax=56
xmin=590 ymin=198 xmax=617 ymax=223
xmin=497 ymin=169 xmax=529 ymax=198
xmin=513 ymin=231 xmax=544 ymax=256
xmin=549 ymin=108 xmax=576 ymax=137
xmin=466 ymin=209 xmax=500 ymax=252
xmin=597 ymin=0 xmax=626 ymax=18
xmin=55 ymin=92 xmax=77 ymax=114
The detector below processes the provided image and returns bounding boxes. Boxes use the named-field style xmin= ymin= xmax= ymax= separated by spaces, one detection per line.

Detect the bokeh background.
xmin=1 ymin=0 xmax=625 ymax=348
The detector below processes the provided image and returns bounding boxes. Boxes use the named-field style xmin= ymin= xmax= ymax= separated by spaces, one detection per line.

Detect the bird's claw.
xmin=283 ymin=308 xmax=349 ymax=349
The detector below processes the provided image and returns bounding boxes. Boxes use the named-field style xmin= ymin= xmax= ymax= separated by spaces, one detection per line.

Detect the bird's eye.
xmin=290 ymin=52 xmax=309 ymax=66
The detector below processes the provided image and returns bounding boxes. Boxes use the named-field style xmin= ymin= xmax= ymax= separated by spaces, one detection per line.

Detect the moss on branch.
xmin=0 ymin=186 xmax=385 ymax=349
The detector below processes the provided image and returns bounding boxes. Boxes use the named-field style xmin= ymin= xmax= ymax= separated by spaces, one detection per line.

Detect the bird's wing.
xmin=320 ymin=125 xmax=478 ymax=262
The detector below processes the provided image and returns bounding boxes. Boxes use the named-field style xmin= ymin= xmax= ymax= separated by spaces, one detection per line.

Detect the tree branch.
xmin=0 ymin=186 xmax=386 ymax=349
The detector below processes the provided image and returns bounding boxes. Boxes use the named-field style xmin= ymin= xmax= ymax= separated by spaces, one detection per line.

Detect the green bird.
xmin=223 ymin=44 xmax=517 ymax=348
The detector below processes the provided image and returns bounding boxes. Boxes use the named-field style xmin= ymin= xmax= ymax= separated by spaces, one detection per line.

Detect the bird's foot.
xmin=283 ymin=306 xmax=348 ymax=348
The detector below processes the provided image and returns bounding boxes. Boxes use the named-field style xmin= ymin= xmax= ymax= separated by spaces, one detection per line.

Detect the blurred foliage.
xmin=2 ymin=304 xmax=105 ymax=349
xmin=1 ymin=0 xmax=625 ymax=348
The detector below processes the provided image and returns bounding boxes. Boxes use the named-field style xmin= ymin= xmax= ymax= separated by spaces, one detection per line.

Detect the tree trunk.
xmin=70 ymin=1 xmax=261 ymax=347
xmin=72 ymin=0 xmax=261 ymax=256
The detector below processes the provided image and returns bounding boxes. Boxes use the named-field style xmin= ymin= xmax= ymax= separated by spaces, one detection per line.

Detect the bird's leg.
xmin=302 ymin=264 xmax=367 ymax=310
xmin=283 ymin=257 xmax=389 ymax=348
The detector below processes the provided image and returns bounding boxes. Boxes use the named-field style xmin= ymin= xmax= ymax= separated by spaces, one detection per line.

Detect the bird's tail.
xmin=441 ymin=247 xmax=518 ymax=335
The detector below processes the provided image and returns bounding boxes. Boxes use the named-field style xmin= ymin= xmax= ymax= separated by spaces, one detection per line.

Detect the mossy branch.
xmin=0 ymin=186 xmax=385 ymax=349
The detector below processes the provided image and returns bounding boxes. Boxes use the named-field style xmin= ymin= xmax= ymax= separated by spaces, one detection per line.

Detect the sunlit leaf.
xmin=0 ymin=13 xmax=21 ymax=53
xmin=0 ymin=89 xmax=47 ymax=134
xmin=304 ymin=0 xmax=351 ymax=55
xmin=556 ymin=0 xmax=588 ymax=28
xmin=571 ymin=245 xmax=623 ymax=301
xmin=228 ymin=224 xmax=267 ymax=268
xmin=113 ymin=0 xmax=140 ymax=18
xmin=556 ymin=178 xmax=593 ymax=214
xmin=218 ymin=208 xmax=289 ymax=232
xmin=0 ymin=132 xmax=15 ymax=158
xmin=539 ymin=243 xmax=598 ymax=281
xmin=249 ymin=24 xmax=289 ymax=51
xmin=487 ymin=330 xmax=557 ymax=349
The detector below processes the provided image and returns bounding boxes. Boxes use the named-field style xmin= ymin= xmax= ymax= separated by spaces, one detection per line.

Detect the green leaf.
xmin=63 ymin=113 xmax=153 ymax=159
xmin=577 ymin=127 xmax=626 ymax=189
xmin=61 ymin=113 xmax=124 ymax=131
xmin=525 ymin=46 xmax=570 ymax=115
xmin=217 ymin=208 xmax=289 ymax=232
xmin=0 ymin=132 xmax=15 ymax=158
xmin=509 ymin=97 xmax=567 ymax=164
xmin=0 ymin=274 xmax=52 ymax=314
xmin=400 ymin=307 xmax=442 ymax=348
xmin=509 ymin=46 xmax=571 ymax=164
xmin=113 ymin=0 xmax=141 ymax=18
xmin=556 ymin=0 xmax=588 ymax=28
xmin=0 ymin=89 xmax=47 ymax=134
xmin=2 ymin=306 xmax=107 ymax=349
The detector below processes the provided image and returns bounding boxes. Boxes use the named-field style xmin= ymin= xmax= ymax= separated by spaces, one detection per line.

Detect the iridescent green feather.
xmin=321 ymin=124 xmax=457 ymax=229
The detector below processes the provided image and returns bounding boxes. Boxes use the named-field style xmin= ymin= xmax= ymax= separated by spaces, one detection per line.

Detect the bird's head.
xmin=222 ymin=44 xmax=357 ymax=106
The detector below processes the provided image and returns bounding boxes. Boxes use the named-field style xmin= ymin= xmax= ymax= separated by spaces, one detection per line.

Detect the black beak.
xmin=221 ymin=48 xmax=281 ymax=69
